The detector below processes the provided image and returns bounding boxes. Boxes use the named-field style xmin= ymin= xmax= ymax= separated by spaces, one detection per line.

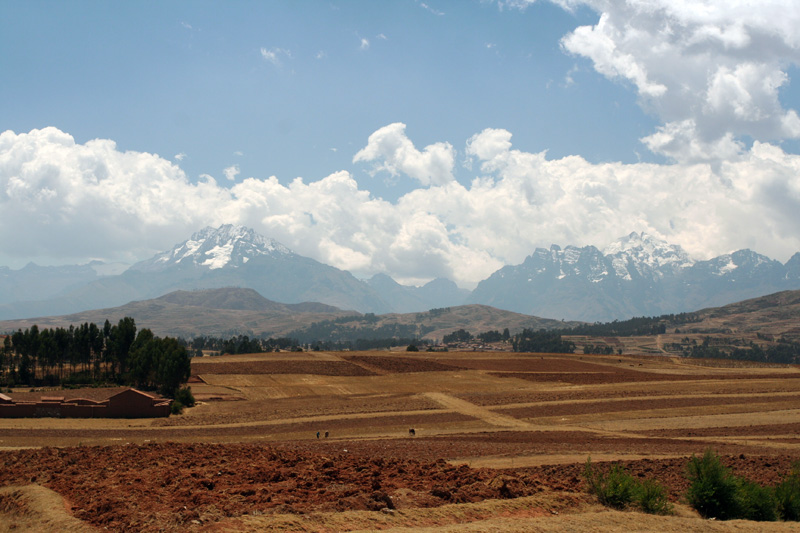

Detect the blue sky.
xmin=3 ymin=1 xmax=650 ymax=197
xmin=2 ymin=1 xmax=800 ymax=287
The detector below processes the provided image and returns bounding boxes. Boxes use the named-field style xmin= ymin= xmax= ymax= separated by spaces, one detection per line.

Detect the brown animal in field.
xmin=408 ymin=428 xmax=415 ymax=436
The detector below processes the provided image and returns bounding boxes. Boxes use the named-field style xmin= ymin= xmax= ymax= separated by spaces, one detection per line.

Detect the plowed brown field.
xmin=2 ymin=350 xmax=800 ymax=532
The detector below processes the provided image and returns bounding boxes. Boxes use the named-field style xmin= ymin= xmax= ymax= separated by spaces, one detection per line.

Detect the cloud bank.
xmin=511 ymin=0 xmax=800 ymax=163
xmin=566 ymin=0 xmax=800 ymax=162
xmin=2 ymin=125 xmax=799 ymax=288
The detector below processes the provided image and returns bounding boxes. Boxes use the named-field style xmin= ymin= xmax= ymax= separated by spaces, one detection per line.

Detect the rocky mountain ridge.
xmin=1 ymin=227 xmax=799 ymax=323
xmin=469 ymin=232 xmax=800 ymax=321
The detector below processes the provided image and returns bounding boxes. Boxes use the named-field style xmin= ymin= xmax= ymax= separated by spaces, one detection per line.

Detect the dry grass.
xmin=0 ymin=485 xmax=99 ymax=533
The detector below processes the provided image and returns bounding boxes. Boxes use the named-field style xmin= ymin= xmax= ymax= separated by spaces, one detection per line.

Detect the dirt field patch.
xmin=498 ymin=394 xmax=800 ymax=419
xmin=491 ymin=369 xmax=800 ymax=385
xmin=191 ymin=359 xmax=375 ymax=376
xmin=343 ymin=355 xmax=463 ymax=373
xmin=440 ymin=357 xmax=622 ymax=373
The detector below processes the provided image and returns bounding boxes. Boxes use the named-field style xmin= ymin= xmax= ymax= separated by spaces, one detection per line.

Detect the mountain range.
xmin=1 ymin=225 xmax=799 ymax=323
xmin=469 ymin=233 xmax=800 ymax=321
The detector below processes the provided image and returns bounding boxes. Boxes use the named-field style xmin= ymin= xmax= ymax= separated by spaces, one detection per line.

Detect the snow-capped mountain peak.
xmin=603 ymin=231 xmax=695 ymax=280
xmin=131 ymin=224 xmax=291 ymax=272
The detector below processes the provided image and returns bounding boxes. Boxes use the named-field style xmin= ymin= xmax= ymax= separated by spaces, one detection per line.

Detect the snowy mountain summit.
xmin=131 ymin=224 xmax=291 ymax=272
xmin=603 ymin=232 xmax=695 ymax=281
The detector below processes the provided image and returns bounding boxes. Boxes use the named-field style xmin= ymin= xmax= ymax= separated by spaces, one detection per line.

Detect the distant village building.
xmin=0 ymin=388 xmax=171 ymax=418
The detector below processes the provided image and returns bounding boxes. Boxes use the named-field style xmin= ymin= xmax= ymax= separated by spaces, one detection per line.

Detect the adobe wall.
xmin=0 ymin=390 xmax=171 ymax=418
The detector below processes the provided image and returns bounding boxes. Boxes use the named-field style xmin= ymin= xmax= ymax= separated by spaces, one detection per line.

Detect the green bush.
xmin=584 ymin=458 xmax=673 ymax=515
xmin=584 ymin=459 xmax=636 ymax=510
xmin=775 ymin=463 xmax=800 ymax=521
xmin=170 ymin=399 xmax=185 ymax=415
xmin=634 ymin=478 xmax=673 ymax=515
xmin=736 ymin=478 xmax=777 ymax=521
xmin=174 ymin=386 xmax=195 ymax=407
xmin=686 ymin=449 xmax=740 ymax=520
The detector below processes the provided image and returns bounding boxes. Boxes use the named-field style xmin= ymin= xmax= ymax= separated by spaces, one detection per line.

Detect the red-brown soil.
xmin=342 ymin=355 xmax=462 ymax=373
xmin=491 ymin=369 xmax=800 ymax=385
xmin=0 ymin=443 xmax=795 ymax=532
xmin=191 ymin=360 xmax=375 ymax=376
xmin=499 ymin=394 xmax=798 ymax=419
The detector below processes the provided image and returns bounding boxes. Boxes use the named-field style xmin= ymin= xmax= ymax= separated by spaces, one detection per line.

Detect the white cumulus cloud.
xmin=556 ymin=0 xmax=800 ymax=163
xmin=2 ymin=125 xmax=800 ymax=288
xmin=223 ymin=164 xmax=240 ymax=181
xmin=353 ymin=122 xmax=455 ymax=186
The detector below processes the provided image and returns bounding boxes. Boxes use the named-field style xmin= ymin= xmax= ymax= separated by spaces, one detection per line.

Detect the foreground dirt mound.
xmin=0 ymin=484 xmax=97 ymax=533
xmin=0 ymin=443 xmax=548 ymax=532
xmin=0 ymin=443 xmax=796 ymax=532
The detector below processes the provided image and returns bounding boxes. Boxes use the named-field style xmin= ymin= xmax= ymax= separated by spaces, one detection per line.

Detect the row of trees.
xmin=680 ymin=337 xmax=800 ymax=364
xmin=558 ymin=312 xmax=701 ymax=337
xmin=0 ymin=318 xmax=190 ymax=396
xmin=511 ymin=329 xmax=576 ymax=353
xmin=189 ymin=335 xmax=296 ymax=356
xmin=286 ymin=317 xmax=432 ymax=346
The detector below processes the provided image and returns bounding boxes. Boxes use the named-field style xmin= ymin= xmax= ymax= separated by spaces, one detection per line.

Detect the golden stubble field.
xmin=2 ymin=350 xmax=800 ymax=532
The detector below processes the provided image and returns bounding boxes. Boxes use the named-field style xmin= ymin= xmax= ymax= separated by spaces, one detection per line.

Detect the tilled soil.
xmin=191 ymin=360 xmax=376 ymax=376
xmin=342 ymin=355 xmax=463 ymax=373
xmin=0 ymin=443 xmax=796 ymax=532
xmin=491 ymin=370 xmax=800 ymax=385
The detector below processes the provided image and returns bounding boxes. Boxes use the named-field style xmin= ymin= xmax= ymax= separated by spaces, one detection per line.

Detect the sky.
xmin=1 ymin=0 xmax=800 ymax=288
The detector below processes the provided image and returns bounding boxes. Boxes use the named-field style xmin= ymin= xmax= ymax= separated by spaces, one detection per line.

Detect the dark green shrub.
xmin=634 ymin=478 xmax=673 ymax=515
xmin=736 ymin=478 xmax=777 ymax=521
xmin=406 ymin=344 xmax=419 ymax=352
xmin=686 ymin=449 xmax=739 ymax=520
xmin=174 ymin=386 xmax=195 ymax=407
xmin=170 ymin=399 xmax=185 ymax=415
xmin=775 ymin=463 xmax=800 ymax=521
xmin=584 ymin=459 xmax=636 ymax=509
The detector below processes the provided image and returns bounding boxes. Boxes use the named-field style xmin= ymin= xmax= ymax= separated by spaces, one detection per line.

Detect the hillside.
xmin=0 ymin=288 xmax=352 ymax=339
xmin=3 ymin=287 xmax=799 ymax=348
xmin=285 ymin=304 xmax=583 ymax=344
xmin=0 ymin=288 xmax=580 ymax=341
xmin=679 ymin=289 xmax=800 ymax=340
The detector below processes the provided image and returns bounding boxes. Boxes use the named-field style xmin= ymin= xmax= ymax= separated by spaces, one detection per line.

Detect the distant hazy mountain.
xmin=365 ymin=273 xmax=469 ymax=313
xmin=0 ymin=261 xmax=127 ymax=304
xmin=469 ymin=232 xmax=800 ymax=322
xmin=0 ymin=225 xmax=391 ymax=319
xmin=0 ymin=261 xmax=127 ymax=306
